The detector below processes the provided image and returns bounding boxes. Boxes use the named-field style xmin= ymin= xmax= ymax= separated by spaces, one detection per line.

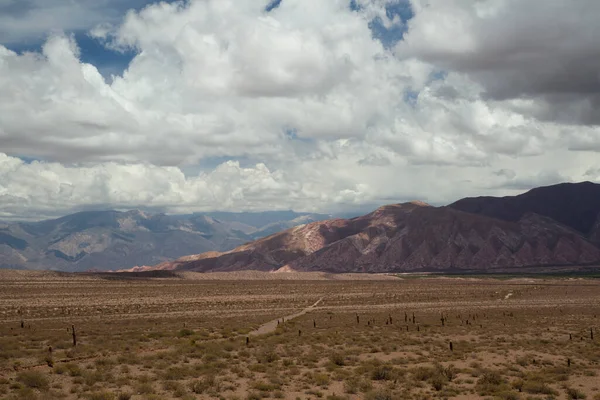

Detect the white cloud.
xmin=398 ymin=0 xmax=600 ymax=124
xmin=0 ymin=0 xmax=599 ymax=219
xmin=0 ymin=152 xmax=388 ymax=219
xmin=0 ymin=0 xmax=152 ymax=44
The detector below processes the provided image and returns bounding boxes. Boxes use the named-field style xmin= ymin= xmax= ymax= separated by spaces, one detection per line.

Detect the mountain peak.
xmin=1 ymin=211 xmax=330 ymax=271
xmin=407 ymin=200 xmax=431 ymax=207
xmin=163 ymin=184 xmax=600 ymax=274
xmin=4 ymin=182 xmax=600 ymax=273
xmin=372 ymin=201 xmax=431 ymax=214
xmin=450 ymin=181 xmax=600 ymax=237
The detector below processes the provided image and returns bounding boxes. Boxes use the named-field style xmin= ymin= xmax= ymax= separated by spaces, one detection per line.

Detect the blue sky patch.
xmin=404 ymin=89 xmax=419 ymax=106
xmin=6 ymin=32 xmax=137 ymax=80
xmin=284 ymin=128 xmax=314 ymax=144
xmin=0 ymin=0 xmax=170 ymax=79
xmin=430 ymin=70 xmax=448 ymax=82
xmin=369 ymin=1 xmax=414 ymax=48
xmin=15 ymin=156 xmax=42 ymax=165
xmin=265 ymin=0 xmax=283 ymax=12
xmin=270 ymin=0 xmax=414 ymax=48
xmin=349 ymin=0 xmax=362 ymax=11
xmin=76 ymin=33 xmax=137 ymax=79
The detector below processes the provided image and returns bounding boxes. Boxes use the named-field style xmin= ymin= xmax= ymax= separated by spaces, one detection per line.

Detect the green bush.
xmin=312 ymin=372 xmax=330 ymax=387
xmin=364 ymin=390 xmax=392 ymax=400
xmin=478 ymin=371 xmax=503 ymax=386
xmin=412 ymin=366 xmax=434 ymax=381
xmin=16 ymin=371 xmax=49 ymax=390
xmin=252 ymin=381 xmax=279 ymax=391
xmin=85 ymin=391 xmax=116 ymax=400
xmin=430 ymin=374 xmax=446 ymax=391
xmin=177 ymin=329 xmax=194 ymax=337
xmin=566 ymin=387 xmax=587 ymax=399
xmin=189 ymin=376 xmax=216 ymax=394
xmin=329 ymin=352 xmax=345 ymax=366
xmin=443 ymin=364 xmax=457 ymax=381
xmin=371 ymin=365 xmax=393 ymax=381
xmin=523 ymin=380 xmax=557 ymax=395
xmin=135 ymin=382 xmax=154 ymax=394
xmin=258 ymin=350 xmax=279 ymax=364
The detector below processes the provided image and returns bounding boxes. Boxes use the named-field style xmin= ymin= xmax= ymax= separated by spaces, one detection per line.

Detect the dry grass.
xmin=1 ymin=270 xmax=599 ymax=399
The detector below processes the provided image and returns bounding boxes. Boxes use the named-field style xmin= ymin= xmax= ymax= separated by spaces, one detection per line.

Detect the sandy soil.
xmin=177 ymin=270 xmax=399 ymax=280
xmin=250 ymin=298 xmax=323 ymax=336
xmin=1 ymin=270 xmax=600 ymax=399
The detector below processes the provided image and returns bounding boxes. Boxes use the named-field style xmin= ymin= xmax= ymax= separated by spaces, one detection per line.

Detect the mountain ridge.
xmin=449 ymin=181 xmax=600 ymax=240
xmin=153 ymin=183 xmax=600 ymax=274
xmin=4 ymin=182 xmax=600 ymax=273
xmin=0 ymin=210 xmax=329 ymax=271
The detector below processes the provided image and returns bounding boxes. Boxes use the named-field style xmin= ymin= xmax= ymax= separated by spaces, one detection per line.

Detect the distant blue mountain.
xmin=0 ymin=210 xmax=329 ymax=272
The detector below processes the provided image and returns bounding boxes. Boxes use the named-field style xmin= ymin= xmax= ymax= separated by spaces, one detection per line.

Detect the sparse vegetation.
xmin=1 ymin=271 xmax=599 ymax=399
xmin=16 ymin=371 xmax=49 ymax=390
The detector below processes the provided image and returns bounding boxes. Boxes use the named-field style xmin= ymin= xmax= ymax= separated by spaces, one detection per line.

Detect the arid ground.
xmin=1 ymin=270 xmax=599 ymax=400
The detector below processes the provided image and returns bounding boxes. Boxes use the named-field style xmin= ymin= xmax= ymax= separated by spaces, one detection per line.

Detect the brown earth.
xmin=1 ymin=270 xmax=600 ymax=399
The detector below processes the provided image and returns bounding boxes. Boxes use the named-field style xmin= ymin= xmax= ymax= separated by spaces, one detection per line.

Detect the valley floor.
xmin=1 ymin=270 xmax=599 ymax=399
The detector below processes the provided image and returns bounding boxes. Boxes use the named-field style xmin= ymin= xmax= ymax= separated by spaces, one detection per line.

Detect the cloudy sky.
xmin=0 ymin=0 xmax=599 ymax=220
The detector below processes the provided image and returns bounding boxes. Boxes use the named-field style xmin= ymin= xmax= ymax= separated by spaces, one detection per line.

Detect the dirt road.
xmin=250 ymin=297 xmax=323 ymax=336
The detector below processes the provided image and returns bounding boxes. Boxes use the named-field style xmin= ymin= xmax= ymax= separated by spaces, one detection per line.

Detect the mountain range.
xmin=150 ymin=182 xmax=600 ymax=274
xmin=3 ymin=182 xmax=600 ymax=274
xmin=0 ymin=210 xmax=329 ymax=271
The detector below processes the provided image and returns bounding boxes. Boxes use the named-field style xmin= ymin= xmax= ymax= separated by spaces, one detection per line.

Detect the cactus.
xmin=72 ymin=325 xmax=77 ymax=347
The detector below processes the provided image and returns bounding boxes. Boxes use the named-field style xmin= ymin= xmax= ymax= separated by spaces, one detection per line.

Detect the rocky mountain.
xmin=158 ymin=183 xmax=600 ymax=273
xmin=449 ymin=182 xmax=600 ymax=242
xmin=0 ymin=210 xmax=329 ymax=271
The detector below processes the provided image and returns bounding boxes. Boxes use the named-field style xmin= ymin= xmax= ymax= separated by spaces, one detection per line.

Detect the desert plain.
xmin=0 ymin=270 xmax=599 ymax=400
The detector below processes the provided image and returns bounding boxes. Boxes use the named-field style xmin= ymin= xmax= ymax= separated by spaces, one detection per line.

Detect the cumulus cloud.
xmin=490 ymin=170 xmax=570 ymax=191
xmin=0 ymin=154 xmax=309 ymax=219
xmin=0 ymin=0 xmax=599 ymax=219
xmin=0 ymin=0 xmax=153 ymax=44
xmin=0 ymin=152 xmax=409 ymax=219
xmin=397 ymin=0 xmax=600 ymax=125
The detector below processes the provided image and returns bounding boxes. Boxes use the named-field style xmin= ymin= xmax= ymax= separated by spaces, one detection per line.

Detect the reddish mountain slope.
xmin=163 ymin=201 xmax=600 ymax=273
xmin=449 ymin=182 xmax=600 ymax=241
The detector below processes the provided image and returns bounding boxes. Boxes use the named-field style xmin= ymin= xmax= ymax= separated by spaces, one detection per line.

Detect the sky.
xmin=1 ymin=0 xmax=599 ymax=220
